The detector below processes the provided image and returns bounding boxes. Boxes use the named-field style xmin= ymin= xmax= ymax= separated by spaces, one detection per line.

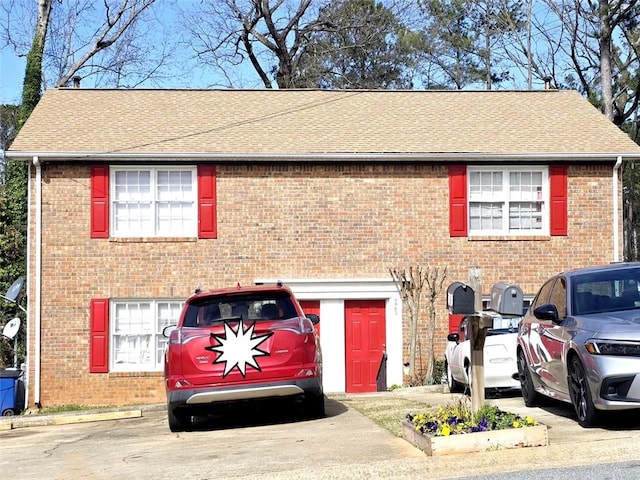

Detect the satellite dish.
xmin=3 ymin=277 xmax=24 ymax=304
xmin=2 ymin=317 xmax=20 ymax=340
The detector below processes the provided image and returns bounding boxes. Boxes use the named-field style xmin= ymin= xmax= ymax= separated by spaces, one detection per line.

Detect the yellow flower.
xmin=441 ymin=425 xmax=451 ymax=436
xmin=512 ymin=420 xmax=520 ymax=428
xmin=525 ymin=416 xmax=536 ymax=425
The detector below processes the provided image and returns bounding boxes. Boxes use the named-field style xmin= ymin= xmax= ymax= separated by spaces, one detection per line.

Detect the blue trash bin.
xmin=0 ymin=369 xmax=24 ymax=416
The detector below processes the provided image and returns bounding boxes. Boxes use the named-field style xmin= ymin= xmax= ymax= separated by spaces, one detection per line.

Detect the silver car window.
xmin=549 ymin=277 xmax=567 ymax=318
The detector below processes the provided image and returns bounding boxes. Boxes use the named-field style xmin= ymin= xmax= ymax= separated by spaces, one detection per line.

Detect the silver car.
xmin=517 ymin=262 xmax=640 ymax=427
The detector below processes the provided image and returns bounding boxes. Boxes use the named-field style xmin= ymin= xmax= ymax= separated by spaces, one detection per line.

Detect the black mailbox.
xmin=447 ymin=282 xmax=475 ymax=315
xmin=490 ymin=282 xmax=524 ymax=316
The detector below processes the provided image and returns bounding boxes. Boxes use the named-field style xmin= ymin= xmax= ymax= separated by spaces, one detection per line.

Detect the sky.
xmin=1 ymin=49 xmax=25 ymax=105
xmin=0 ymin=0 xmax=264 ymax=106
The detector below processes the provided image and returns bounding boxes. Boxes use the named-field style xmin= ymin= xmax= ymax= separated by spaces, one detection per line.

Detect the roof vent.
xmin=73 ymin=76 xmax=81 ymax=88
xmin=543 ymin=76 xmax=553 ymax=90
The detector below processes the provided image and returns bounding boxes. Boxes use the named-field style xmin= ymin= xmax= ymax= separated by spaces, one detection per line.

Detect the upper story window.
xmin=90 ymin=164 xmax=217 ymax=239
xmin=468 ymin=166 xmax=548 ymax=236
xmin=448 ymin=164 xmax=567 ymax=238
xmin=112 ymin=167 xmax=196 ymax=237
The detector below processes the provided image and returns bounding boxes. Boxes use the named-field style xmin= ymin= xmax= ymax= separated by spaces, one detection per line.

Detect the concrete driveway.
xmin=1 ymin=389 xmax=640 ymax=479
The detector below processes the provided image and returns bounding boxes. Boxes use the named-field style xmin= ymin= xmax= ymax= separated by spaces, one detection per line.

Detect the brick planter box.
xmin=401 ymin=419 xmax=548 ymax=456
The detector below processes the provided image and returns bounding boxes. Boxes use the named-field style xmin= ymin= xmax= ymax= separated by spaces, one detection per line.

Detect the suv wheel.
xmin=568 ymin=356 xmax=599 ymax=427
xmin=168 ymin=407 xmax=192 ymax=432
xmin=304 ymin=393 xmax=325 ymax=419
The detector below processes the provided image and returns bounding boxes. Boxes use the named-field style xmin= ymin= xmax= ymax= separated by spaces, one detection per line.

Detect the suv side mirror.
xmin=306 ymin=313 xmax=319 ymax=325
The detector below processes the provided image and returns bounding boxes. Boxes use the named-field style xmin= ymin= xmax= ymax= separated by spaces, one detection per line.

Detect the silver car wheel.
xmin=568 ymin=356 xmax=598 ymax=427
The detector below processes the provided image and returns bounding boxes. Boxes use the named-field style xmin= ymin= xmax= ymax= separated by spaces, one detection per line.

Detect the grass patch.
xmin=341 ymin=397 xmax=431 ymax=437
xmin=36 ymin=404 xmax=117 ymax=415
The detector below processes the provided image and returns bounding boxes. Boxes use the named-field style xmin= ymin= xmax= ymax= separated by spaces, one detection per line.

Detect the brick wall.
xmin=26 ymin=161 xmax=619 ymax=406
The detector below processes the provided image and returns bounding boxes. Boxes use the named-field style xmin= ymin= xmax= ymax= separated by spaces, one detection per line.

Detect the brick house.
xmin=8 ymin=88 xmax=640 ymax=408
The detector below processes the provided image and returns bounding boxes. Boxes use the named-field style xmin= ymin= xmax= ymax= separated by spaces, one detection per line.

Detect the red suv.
xmin=163 ymin=283 xmax=323 ymax=431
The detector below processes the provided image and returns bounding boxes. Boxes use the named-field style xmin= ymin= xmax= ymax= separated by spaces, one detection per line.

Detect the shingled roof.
xmin=8 ymin=88 xmax=640 ymax=161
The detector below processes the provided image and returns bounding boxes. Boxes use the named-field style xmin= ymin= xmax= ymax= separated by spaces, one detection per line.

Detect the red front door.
xmin=345 ymin=300 xmax=386 ymax=393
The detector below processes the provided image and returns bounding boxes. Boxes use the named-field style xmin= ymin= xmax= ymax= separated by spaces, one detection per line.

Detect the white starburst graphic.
xmin=206 ymin=319 xmax=273 ymax=377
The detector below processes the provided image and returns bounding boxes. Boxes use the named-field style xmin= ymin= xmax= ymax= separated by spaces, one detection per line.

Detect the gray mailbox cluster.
xmin=490 ymin=281 xmax=524 ymax=316
xmin=447 ymin=280 xmax=524 ymax=317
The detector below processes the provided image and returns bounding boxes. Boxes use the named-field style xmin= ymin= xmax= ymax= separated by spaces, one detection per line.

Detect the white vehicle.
xmin=445 ymin=313 xmax=521 ymax=393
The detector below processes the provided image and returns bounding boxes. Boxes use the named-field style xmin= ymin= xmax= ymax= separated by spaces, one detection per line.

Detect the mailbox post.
xmin=447 ymin=280 xmax=523 ymax=413
xmin=467 ymin=313 xmax=493 ymax=412
xmin=447 ymin=282 xmax=488 ymax=412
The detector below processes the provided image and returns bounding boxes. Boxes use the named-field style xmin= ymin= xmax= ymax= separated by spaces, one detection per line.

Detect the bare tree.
xmin=390 ymin=264 xmax=447 ymax=385
xmin=500 ymin=0 xmax=640 ymax=124
xmin=180 ymin=0 xmax=337 ymax=89
xmin=423 ymin=266 xmax=447 ymax=381
xmin=1 ymin=0 xmax=174 ymax=91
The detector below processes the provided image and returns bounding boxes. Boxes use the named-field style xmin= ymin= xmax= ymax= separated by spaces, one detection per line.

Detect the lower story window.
xmin=111 ymin=300 xmax=183 ymax=372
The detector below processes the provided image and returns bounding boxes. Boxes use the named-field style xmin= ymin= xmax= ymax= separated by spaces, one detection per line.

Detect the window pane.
xmin=113 ymin=335 xmax=152 ymax=367
xmin=114 ymin=303 xmax=152 ymax=334
xmin=509 ymin=171 xmax=543 ymax=202
xmin=112 ymin=303 xmax=153 ymax=369
xmin=157 ymin=170 xmax=193 ymax=201
xmin=469 ymin=171 xmax=503 ymax=201
xmin=114 ymin=171 xmax=151 ymax=201
xmin=509 ymin=202 xmax=543 ymax=230
xmin=114 ymin=202 xmax=153 ymax=235
xmin=155 ymin=170 xmax=195 ymax=235
xmin=156 ymin=202 xmax=195 ymax=235
xmin=469 ymin=202 xmax=502 ymax=230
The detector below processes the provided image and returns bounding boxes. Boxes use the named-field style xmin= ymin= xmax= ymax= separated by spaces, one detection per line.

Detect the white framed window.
xmin=468 ymin=166 xmax=548 ymax=235
xmin=111 ymin=167 xmax=196 ymax=237
xmin=110 ymin=300 xmax=183 ymax=372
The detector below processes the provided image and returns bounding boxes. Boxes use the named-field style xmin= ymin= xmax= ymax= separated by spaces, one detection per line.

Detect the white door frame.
xmin=254 ymin=278 xmax=403 ymax=393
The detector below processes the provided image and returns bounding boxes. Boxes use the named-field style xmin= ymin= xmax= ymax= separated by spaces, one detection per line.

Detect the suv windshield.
xmin=182 ymin=292 xmax=298 ymax=327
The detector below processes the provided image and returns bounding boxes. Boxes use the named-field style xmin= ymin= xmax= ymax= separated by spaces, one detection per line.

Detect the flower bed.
xmin=402 ymin=400 xmax=548 ymax=456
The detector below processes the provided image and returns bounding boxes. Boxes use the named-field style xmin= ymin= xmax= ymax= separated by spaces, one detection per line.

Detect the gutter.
xmin=613 ymin=156 xmax=623 ymax=262
xmin=31 ymin=156 xmax=42 ymax=407
xmin=7 ymin=151 xmax=640 ymax=162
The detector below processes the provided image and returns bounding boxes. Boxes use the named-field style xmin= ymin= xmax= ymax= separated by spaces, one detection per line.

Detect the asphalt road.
xmin=2 ymin=391 xmax=640 ymax=480
xmin=453 ymin=462 xmax=640 ymax=480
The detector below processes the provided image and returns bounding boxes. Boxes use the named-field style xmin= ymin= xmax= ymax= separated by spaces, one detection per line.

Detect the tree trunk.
xmin=599 ymin=0 xmax=614 ymax=122
xmin=19 ymin=0 xmax=53 ymax=126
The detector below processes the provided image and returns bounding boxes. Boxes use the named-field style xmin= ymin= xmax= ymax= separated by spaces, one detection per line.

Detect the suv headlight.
xmin=585 ymin=340 xmax=640 ymax=356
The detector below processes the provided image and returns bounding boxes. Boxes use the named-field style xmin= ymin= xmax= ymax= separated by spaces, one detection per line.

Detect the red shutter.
xmin=90 ymin=165 xmax=109 ymax=238
xmin=549 ymin=165 xmax=568 ymax=236
xmin=90 ymin=299 xmax=109 ymax=373
xmin=197 ymin=165 xmax=217 ymax=239
xmin=449 ymin=165 xmax=468 ymax=237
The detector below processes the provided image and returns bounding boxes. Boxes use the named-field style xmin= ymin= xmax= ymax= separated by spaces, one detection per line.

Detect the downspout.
xmin=32 ymin=156 xmax=42 ymax=407
xmin=613 ymin=155 xmax=623 ymax=263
